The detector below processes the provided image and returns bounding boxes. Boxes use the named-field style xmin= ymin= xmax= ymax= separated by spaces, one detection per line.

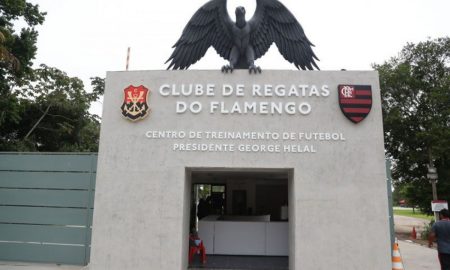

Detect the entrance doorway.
xmin=185 ymin=168 xmax=292 ymax=270
xmin=191 ymin=184 xmax=226 ymax=230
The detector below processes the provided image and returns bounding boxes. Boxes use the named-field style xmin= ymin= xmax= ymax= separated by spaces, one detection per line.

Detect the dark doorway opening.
xmin=186 ymin=168 xmax=291 ymax=270
xmin=232 ymin=189 xmax=247 ymax=215
xmin=191 ymin=184 xmax=226 ymax=230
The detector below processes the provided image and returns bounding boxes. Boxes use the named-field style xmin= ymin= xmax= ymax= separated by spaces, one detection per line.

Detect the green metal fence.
xmin=0 ymin=152 xmax=97 ymax=265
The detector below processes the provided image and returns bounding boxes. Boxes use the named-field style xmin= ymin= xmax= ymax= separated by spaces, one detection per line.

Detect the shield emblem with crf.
xmin=338 ymin=85 xmax=372 ymax=124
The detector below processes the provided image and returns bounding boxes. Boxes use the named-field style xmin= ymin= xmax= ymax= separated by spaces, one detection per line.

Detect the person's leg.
xmin=439 ymin=253 xmax=450 ymax=270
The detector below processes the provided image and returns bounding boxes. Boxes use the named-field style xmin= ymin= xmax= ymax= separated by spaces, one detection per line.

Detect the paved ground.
xmin=394 ymin=215 xmax=431 ymax=236
xmin=394 ymin=215 xmax=441 ymax=270
xmin=189 ymin=255 xmax=287 ymax=270
xmin=398 ymin=240 xmax=440 ymax=270
xmin=189 ymin=240 xmax=442 ymax=270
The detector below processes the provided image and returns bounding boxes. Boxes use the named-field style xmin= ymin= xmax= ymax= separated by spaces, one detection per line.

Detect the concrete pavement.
xmin=394 ymin=215 xmax=440 ymax=269
xmin=394 ymin=215 xmax=431 ymax=236
xmin=398 ymin=240 xmax=441 ymax=270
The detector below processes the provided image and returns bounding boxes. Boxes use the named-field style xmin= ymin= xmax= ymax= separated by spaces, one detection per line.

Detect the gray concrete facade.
xmin=90 ymin=70 xmax=391 ymax=270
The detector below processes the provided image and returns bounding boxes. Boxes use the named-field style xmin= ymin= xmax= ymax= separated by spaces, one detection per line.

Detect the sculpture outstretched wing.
xmin=166 ymin=0 xmax=234 ymax=70
xmin=249 ymin=0 xmax=320 ymax=70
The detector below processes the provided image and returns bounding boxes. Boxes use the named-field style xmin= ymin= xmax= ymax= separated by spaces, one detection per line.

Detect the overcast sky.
xmin=28 ymin=0 xmax=450 ymax=115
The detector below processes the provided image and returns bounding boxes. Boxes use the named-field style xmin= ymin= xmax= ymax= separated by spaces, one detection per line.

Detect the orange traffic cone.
xmin=392 ymin=242 xmax=405 ymax=270
xmin=411 ymin=226 xmax=417 ymax=239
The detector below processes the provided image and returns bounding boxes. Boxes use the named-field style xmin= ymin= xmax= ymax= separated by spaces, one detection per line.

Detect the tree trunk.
xmin=24 ymin=104 xmax=51 ymax=140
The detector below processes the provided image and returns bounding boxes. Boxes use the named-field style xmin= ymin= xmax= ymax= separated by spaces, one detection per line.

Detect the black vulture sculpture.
xmin=166 ymin=0 xmax=319 ymax=73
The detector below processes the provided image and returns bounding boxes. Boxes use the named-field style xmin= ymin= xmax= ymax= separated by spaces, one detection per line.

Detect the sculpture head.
xmin=235 ymin=6 xmax=246 ymax=17
xmin=235 ymin=6 xmax=246 ymax=27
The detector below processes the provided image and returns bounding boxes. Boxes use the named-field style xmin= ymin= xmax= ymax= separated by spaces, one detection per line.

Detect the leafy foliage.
xmin=374 ymin=37 xmax=450 ymax=213
xmin=421 ymin=220 xmax=435 ymax=240
xmin=1 ymin=65 xmax=103 ymax=151
xmin=0 ymin=0 xmax=45 ymax=81
xmin=0 ymin=1 xmax=103 ymax=152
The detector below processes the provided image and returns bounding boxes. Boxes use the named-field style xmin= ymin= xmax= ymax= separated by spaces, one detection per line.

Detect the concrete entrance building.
xmin=90 ymin=70 xmax=391 ymax=269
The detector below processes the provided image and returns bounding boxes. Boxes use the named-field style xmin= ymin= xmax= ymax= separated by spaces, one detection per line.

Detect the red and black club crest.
xmin=121 ymin=85 xmax=150 ymax=121
xmin=338 ymin=85 xmax=372 ymax=124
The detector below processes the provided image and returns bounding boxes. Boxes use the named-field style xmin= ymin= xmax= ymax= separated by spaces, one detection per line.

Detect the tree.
xmin=374 ymin=37 xmax=450 ymax=213
xmin=0 ymin=0 xmax=45 ymax=88
xmin=0 ymin=2 xmax=104 ymax=152
xmin=0 ymin=65 xmax=103 ymax=151
xmin=0 ymin=31 xmax=19 ymax=69
xmin=1 ymin=1 xmax=45 ymax=141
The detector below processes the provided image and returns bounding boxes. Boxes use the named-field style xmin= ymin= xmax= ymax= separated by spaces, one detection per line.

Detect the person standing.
xmin=429 ymin=208 xmax=450 ymax=270
xmin=197 ymin=198 xmax=208 ymax=220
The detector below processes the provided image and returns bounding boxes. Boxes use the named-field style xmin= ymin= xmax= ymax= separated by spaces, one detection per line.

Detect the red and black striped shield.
xmin=338 ymin=85 xmax=372 ymax=124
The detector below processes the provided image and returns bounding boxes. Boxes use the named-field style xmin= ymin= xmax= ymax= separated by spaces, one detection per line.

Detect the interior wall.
xmin=255 ymin=184 xmax=288 ymax=219
xmin=181 ymin=169 xmax=192 ymax=268
xmin=288 ymin=169 xmax=295 ymax=270
xmin=192 ymin=175 xmax=288 ymax=218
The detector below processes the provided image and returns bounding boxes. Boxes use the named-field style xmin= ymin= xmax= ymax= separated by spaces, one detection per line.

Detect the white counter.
xmin=198 ymin=216 xmax=288 ymax=256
